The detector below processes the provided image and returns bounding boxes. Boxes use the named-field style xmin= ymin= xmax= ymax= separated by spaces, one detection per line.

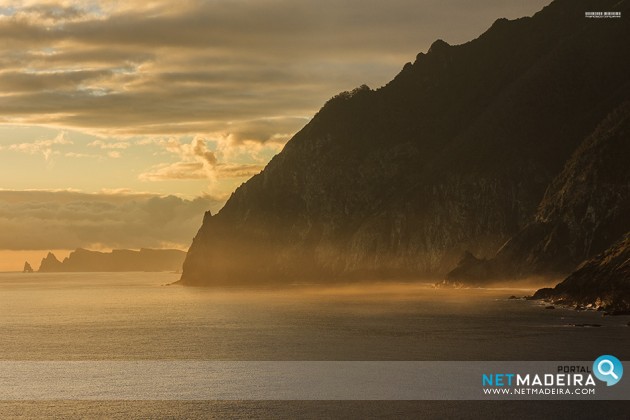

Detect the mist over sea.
xmin=1 ymin=272 xmax=628 ymax=417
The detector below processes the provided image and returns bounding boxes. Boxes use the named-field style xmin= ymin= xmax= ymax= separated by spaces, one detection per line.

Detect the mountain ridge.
xmin=180 ymin=0 xmax=630 ymax=286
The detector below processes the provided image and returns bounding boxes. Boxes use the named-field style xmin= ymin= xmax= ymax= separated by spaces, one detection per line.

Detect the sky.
xmin=0 ymin=0 xmax=550 ymax=270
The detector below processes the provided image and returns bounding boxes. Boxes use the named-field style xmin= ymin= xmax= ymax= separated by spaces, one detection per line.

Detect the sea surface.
xmin=1 ymin=272 xmax=628 ymax=418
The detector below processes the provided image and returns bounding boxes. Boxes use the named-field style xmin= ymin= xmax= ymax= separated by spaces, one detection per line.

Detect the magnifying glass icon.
xmin=597 ymin=359 xmax=619 ymax=380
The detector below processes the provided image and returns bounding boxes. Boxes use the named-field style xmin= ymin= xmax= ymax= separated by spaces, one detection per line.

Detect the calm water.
xmin=1 ymin=272 xmax=629 ymax=418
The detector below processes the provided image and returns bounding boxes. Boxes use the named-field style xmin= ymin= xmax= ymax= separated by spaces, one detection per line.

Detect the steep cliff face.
xmin=38 ymin=248 xmax=186 ymax=272
xmin=447 ymin=102 xmax=630 ymax=283
xmin=533 ymin=233 xmax=630 ymax=312
xmin=181 ymin=0 xmax=630 ymax=285
xmin=531 ymin=105 xmax=630 ymax=271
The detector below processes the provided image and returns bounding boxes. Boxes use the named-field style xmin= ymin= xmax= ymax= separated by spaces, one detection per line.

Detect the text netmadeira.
xmin=483 ymin=373 xmax=596 ymax=387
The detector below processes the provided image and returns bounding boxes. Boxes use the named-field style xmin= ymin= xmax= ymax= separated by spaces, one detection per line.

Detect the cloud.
xmin=17 ymin=4 xmax=86 ymax=22
xmin=0 ymin=0 xmax=550 ymax=198
xmin=222 ymin=117 xmax=309 ymax=146
xmin=0 ymin=69 xmax=115 ymax=92
xmin=139 ymin=161 xmax=264 ymax=181
xmin=191 ymin=137 xmax=217 ymax=166
xmin=139 ymin=162 xmax=207 ymax=181
xmin=4 ymin=131 xmax=72 ymax=160
xmin=87 ymin=139 xmax=130 ymax=149
xmin=138 ymin=136 xmax=264 ymax=181
xmin=0 ymin=0 xmax=550 ymax=143
xmin=64 ymin=151 xmax=96 ymax=158
xmin=0 ymin=189 xmax=224 ymax=250
xmin=155 ymin=136 xmax=217 ymax=177
xmin=215 ymin=163 xmax=266 ymax=178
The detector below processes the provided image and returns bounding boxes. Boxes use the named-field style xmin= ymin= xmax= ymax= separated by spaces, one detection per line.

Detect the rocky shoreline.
xmin=529 ymin=233 xmax=630 ymax=314
xmin=525 ymin=293 xmax=629 ymax=316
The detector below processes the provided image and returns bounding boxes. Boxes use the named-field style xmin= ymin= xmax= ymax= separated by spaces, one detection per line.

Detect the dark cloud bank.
xmin=0 ymin=190 xmax=223 ymax=250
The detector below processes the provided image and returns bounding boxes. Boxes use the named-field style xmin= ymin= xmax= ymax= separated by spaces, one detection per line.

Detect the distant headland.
xmin=28 ymin=248 xmax=186 ymax=273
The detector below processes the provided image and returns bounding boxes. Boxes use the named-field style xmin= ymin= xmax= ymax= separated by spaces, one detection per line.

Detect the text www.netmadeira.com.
xmin=483 ymin=388 xmax=595 ymax=396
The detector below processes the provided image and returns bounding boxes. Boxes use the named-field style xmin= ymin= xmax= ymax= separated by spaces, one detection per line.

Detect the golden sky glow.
xmin=0 ymin=0 xmax=550 ymax=269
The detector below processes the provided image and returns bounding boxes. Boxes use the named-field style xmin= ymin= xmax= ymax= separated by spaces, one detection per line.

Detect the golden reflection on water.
xmin=0 ymin=272 xmax=627 ymax=362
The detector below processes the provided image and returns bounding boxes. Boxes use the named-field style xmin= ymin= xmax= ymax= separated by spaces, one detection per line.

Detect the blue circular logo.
xmin=593 ymin=355 xmax=623 ymax=386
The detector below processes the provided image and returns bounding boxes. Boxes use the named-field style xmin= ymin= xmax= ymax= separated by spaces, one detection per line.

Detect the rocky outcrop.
xmin=38 ymin=248 xmax=186 ymax=273
xmin=39 ymin=252 xmax=63 ymax=272
xmin=181 ymin=0 xmax=630 ymax=286
xmin=447 ymin=101 xmax=630 ymax=283
xmin=533 ymin=233 xmax=630 ymax=312
xmin=22 ymin=261 xmax=34 ymax=273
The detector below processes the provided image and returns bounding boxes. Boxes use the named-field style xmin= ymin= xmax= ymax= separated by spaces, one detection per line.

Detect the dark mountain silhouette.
xmin=38 ymin=248 xmax=186 ymax=273
xmin=180 ymin=0 xmax=630 ymax=286
xmin=447 ymin=103 xmax=630 ymax=284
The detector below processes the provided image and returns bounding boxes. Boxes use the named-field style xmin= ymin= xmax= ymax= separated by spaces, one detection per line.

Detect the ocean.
xmin=0 ymin=272 xmax=628 ymax=418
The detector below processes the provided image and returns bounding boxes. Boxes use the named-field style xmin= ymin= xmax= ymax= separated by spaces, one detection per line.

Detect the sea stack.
xmin=22 ymin=261 xmax=34 ymax=273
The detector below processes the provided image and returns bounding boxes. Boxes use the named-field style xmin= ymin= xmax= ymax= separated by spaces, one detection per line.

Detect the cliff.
xmin=38 ymin=248 xmax=186 ymax=273
xmin=447 ymin=102 xmax=630 ymax=284
xmin=533 ymin=233 xmax=630 ymax=312
xmin=181 ymin=0 xmax=630 ymax=286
